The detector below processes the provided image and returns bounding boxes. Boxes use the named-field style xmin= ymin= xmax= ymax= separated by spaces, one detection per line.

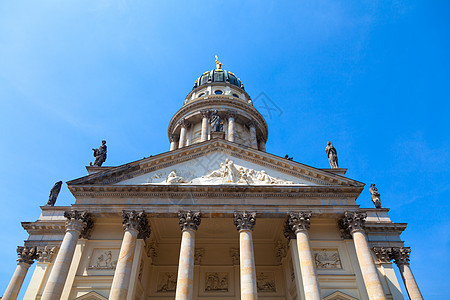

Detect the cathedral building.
xmin=3 ymin=58 xmax=423 ymax=300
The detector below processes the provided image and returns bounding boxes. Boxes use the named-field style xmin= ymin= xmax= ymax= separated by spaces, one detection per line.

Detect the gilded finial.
xmin=215 ymin=55 xmax=222 ymax=70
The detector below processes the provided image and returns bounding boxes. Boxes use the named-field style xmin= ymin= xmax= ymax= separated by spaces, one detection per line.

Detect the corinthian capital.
xmin=122 ymin=210 xmax=151 ymax=239
xmin=234 ymin=211 xmax=256 ymax=231
xmin=338 ymin=211 xmax=367 ymax=237
xmin=226 ymin=110 xmax=237 ymax=119
xmin=64 ymin=210 xmax=93 ymax=238
xmin=372 ymin=247 xmax=393 ymax=264
xmin=288 ymin=212 xmax=312 ymax=233
xmin=392 ymin=247 xmax=411 ymax=266
xmin=200 ymin=110 xmax=212 ymax=119
xmin=178 ymin=211 xmax=201 ymax=231
xmin=246 ymin=120 xmax=258 ymax=128
xmin=37 ymin=246 xmax=58 ymax=263
xmin=178 ymin=118 xmax=190 ymax=128
xmin=17 ymin=246 xmax=38 ymax=265
xmin=170 ymin=134 xmax=179 ymax=143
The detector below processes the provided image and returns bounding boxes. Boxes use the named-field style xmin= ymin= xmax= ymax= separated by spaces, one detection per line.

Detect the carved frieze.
xmin=205 ymin=272 xmax=229 ymax=292
xmin=157 ymin=272 xmax=177 ymax=292
xmin=178 ymin=211 xmax=201 ymax=231
xmin=88 ymin=249 xmax=119 ymax=270
xmin=256 ymin=272 xmax=276 ymax=292
xmin=288 ymin=212 xmax=312 ymax=233
xmin=146 ymin=239 xmax=158 ymax=262
xmin=338 ymin=211 xmax=367 ymax=238
xmin=122 ymin=210 xmax=151 ymax=239
xmin=234 ymin=211 xmax=256 ymax=231
xmin=313 ymin=249 xmax=342 ymax=269
xmin=17 ymin=246 xmax=38 ymax=265
xmin=275 ymin=240 xmax=288 ymax=262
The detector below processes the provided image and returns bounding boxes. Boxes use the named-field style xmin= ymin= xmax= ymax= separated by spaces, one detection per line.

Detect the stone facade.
xmin=2 ymin=61 xmax=422 ymax=300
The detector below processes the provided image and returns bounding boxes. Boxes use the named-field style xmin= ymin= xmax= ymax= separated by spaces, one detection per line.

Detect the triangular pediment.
xmin=68 ymin=139 xmax=363 ymax=189
xmin=75 ymin=291 xmax=108 ymax=300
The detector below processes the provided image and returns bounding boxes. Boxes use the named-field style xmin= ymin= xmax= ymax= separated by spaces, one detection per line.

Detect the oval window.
xmin=214 ymin=90 xmax=223 ymax=95
xmin=198 ymin=93 xmax=205 ymax=97
xmin=232 ymin=93 xmax=239 ymax=98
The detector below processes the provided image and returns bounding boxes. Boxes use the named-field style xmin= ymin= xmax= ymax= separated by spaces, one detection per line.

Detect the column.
xmin=227 ymin=110 xmax=237 ymax=142
xmin=176 ymin=211 xmax=201 ymax=300
xmin=392 ymin=247 xmax=423 ymax=300
xmin=3 ymin=246 xmax=38 ymax=300
xmin=339 ymin=212 xmax=386 ymax=300
xmin=257 ymin=136 xmax=266 ymax=152
xmin=200 ymin=110 xmax=210 ymax=142
xmin=24 ymin=246 xmax=58 ymax=300
xmin=287 ymin=212 xmax=321 ymax=300
xmin=247 ymin=120 xmax=258 ymax=149
xmin=41 ymin=210 xmax=92 ymax=300
xmin=372 ymin=247 xmax=404 ymax=300
xmin=234 ymin=211 xmax=258 ymax=300
xmin=110 ymin=211 xmax=150 ymax=300
xmin=178 ymin=119 xmax=190 ymax=148
xmin=170 ymin=134 xmax=179 ymax=151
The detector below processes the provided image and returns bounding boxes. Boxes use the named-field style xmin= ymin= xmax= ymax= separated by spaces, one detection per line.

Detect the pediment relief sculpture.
xmin=144 ymin=158 xmax=295 ymax=186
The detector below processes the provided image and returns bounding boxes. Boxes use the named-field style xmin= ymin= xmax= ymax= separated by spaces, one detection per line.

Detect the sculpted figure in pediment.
xmin=165 ymin=170 xmax=187 ymax=184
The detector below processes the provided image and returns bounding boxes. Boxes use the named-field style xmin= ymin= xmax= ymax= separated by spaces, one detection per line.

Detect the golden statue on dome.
xmin=215 ymin=55 xmax=222 ymax=70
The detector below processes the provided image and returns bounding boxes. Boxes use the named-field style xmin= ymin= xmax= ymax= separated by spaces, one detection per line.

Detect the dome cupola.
xmin=168 ymin=57 xmax=268 ymax=151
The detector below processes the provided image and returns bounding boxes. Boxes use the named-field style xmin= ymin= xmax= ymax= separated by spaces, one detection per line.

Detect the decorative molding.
xmin=323 ymin=291 xmax=359 ymax=300
xmin=246 ymin=119 xmax=258 ymax=128
xmin=17 ymin=246 xmax=38 ymax=265
xmin=283 ymin=219 xmax=296 ymax=240
xmin=288 ymin=212 xmax=312 ymax=233
xmin=338 ymin=211 xmax=367 ymax=238
xmin=230 ymin=248 xmax=240 ymax=265
xmin=146 ymin=238 xmax=158 ymax=262
xmin=205 ymin=272 xmax=229 ymax=292
xmin=226 ymin=110 xmax=237 ymax=119
xmin=256 ymin=272 xmax=276 ymax=292
xmin=392 ymin=247 xmax=411 ymax=266
xmin=178 ymin=211 xmax=201 ymax=231
xmin=195 ymin=248 xmax=205 ymax=265
xmin=234 ymin=211 xmax=256 ymax=231
xmin=122 ymin=210 xmax=151 ymax=239
xmin=37 ymin=246 xmax=58 ymax=263
xmin=64 ymin=210 xmax=93 ymax=239
xmin=313 ymin=249 xmax=342 ymax=269
xmin=275 ymin=240 xmax=288 ymax=262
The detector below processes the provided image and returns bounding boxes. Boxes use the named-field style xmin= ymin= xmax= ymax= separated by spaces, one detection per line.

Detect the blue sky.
xmin=0 ymin=0 xmax=449 ymax=298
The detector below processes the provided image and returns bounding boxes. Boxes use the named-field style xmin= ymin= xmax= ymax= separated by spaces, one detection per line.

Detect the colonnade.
xmin=3 ymin=210 xmax=423 ymax=300
xmin=172 ymin=110 xmax=263 ymax=150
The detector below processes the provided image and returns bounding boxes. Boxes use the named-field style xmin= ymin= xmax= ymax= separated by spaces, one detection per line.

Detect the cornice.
xmin=364 ymin=222 xmax=407 ymax=233
xmin=22 ymin=221 xmax=66 ymax=235
xmin=67 ymin=140 xmax=364 ymax=189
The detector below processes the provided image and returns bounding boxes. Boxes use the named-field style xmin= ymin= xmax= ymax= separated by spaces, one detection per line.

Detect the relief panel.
xmin=313 ymin=249 xmax=342 ymax=269
xmin=88 ymin=249 xmax=119 ymax=270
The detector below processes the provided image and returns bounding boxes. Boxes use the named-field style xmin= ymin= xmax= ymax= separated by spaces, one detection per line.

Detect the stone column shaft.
xmin=3 ymin=263 xmax=32 ymax=300
xmin=170 ymin=135 xmax=179 ymax=151
xmin=352 ymin=231 xmax=386 ymax=300
xmin=176 ymin=211 xmax=201 ymax=300
xmin=176 ymin=229 xmax=196 ymax=300
xmin=179 ymin=127 xmax=187 ymax=148
xmin=41 ymin=211 xmax=91 ymax=300
xmin=296 ymin=231 xmax=320 ymax=300
xmin=288 ymin=212 xmax=321 ymax=300
xmin=110 ymin=229 xmax=138 ymax=300
xmin=239 ymin=230 xmax=258 ymax=300
xmin=393 ymin=247 xmax=423 ymax=300
xmin=110 ymin=211 xmax=150 ymax=300
xmin=340 ymin=212 xmax=386 ymax=300
xmin=227 ymin=111 xmax=236 ymax=143
xmin=234 ymin=211 xmax=257 ymax=300
xmin=249 ymin=124 xmax=257 ymax=149
xmin=398 ymin=263 xmax=422 ymax=300
xmin=200 ymin=111 xmax=210 ymax=142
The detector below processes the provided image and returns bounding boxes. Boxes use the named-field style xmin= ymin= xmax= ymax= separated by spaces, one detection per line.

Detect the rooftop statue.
xmin=325 ymin=141 xmax=339 ymax=168
xmin=92 ymin=140 xmax=107 ymax=167
xmin=210 ymin=110 xmax=223 ymax=132
xmin=46 ymin=181 xmax=62 ymax=206
xmin=369 ymin=183 xmax=382 ymax=208
xmin=215 ymin=55 xmax=222 ymax=70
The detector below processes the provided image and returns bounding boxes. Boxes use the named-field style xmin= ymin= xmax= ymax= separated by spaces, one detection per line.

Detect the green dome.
xmin=193 ymin=69 xmax=244 ymax=89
